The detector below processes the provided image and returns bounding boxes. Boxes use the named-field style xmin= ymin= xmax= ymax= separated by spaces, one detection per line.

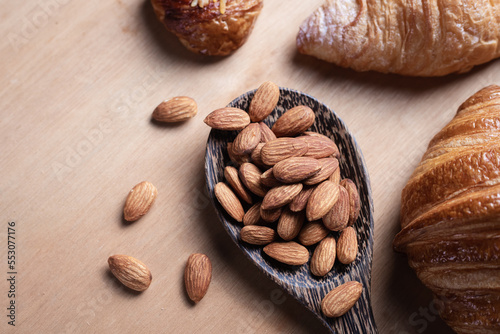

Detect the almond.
xmin=152 ymin=96 xmax=197 ymax=122
xmin=260 ymin=168 xmax=282 ymax=188
xmin=271 ymin=105 xmax=315 ymax=137
xmin=227 ymin=142 xmax=251 ymax=166
xmin=289 ymin=186 xmax=315 ymax=212
xmin=261 ymin=137 xmax=308 ymax=165
xmin=337 ymin=226 xmax=358 ymax=264
xmin=250 ymin=143 xmax=267 ymax=168
xmin=184 ymin=253 xmax=212 ymax=303
xmin=263 ymin=241 xmax=309 ymax=266
xmin=224 ymin=166 xmax=253 ymax=204
xmin=273 ymin=157 xmax=321 ymax=183
xmin=214 ymin=182 xmax=245 ymax=222
xmin=123 ymin=181 xmax=158 ymax=222
xmin=299 ymin=134 xmax=339 ymax=158
xmin=232 ymin=123 xmax=261 ymax=155
xmin=322 ymin=186 xmax=349 ymax=231
xmin=304 ymin=158 xmax=339 ymax=185
xmin=297 ymin=221 xmax=329 ymax=246
xmin=340 ymin=179 xmax=361 ymax=226
xmin=204 ymin=107 xmax=250 ymax=130
xmin=261 ymin=183 xmax=303 ymax=210
xmin=310 ymin=236 xmax=336 ymax=277
xmin=240 ymin=225 xmax=276 ymax=245
xmin=306 ymin=181 xmax=340 ymax=221
xmin=321 ymin=281 xmax=363 ymax=317
xmin=108 ymin=255 xmax=152 ymax=292
xmin=259 ymin=122 xmax=277 ymax=143
xmin=329 ymin=165 xmax=341 ymax=184
xmin=249 ymin=81 xmax=280 ymax=122
xmin=260 ymin=206 xmax=282 ymax=223
xmin=239 ymin=163 xmax=268 ymax=197
xmin=277 ymin=207 xmax=305 ymax=241
xmin=243 ymin=202 xmax=264 ymax=226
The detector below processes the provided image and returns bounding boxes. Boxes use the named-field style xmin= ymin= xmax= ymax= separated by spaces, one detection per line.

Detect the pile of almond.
xmin=205 ymin=82 xmax=363 ymax=316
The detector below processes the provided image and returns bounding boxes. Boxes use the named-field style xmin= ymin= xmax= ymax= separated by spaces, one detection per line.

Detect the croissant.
xmin=296 ymin=0 xmax=500 ymax=76
xmin=151 ymin=0 xmax=263 ymax=56
xmin=393 ymin=85 xmax=500 ymax=333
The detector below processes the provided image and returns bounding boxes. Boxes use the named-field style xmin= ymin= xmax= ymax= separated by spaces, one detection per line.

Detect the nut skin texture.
xmin=184 ymin=253 xmax=212 ymax=303
xmin=204 ymin=107 xmax=250 ymax=130
xmin=239 ymin=163 xmax=268 ymax=197
xmin=108 ymin=255 xmax=152 ymax=292
xmin=322 ymin=185 xmax=350 ymax=231
xmin=321 ymin=281 xmax=363 ymax=318
xmin=298 ymin=135 xmax=340 ymax=159
xmin=277 ymin=207 xmax=305 ymax=241
xmin=249 ymin=81 xmax=280 ymax=122
xmin=306 ymin=181 xmax=340 ymax=221
xmin=263 ymin=241 xmax=309 ymax=266
xmin=271 ymin=105 xmax=315 ymax=137
xmin=123 ymin=181 xmax=158 ymax=222
xmin=337 ymin=226 xmax=358 ymax=264
xmin=152 ymin=0 xmax=264 ymax=56
xmin=240 ymin=225 xmax=276 ymax=245
xmin=340 ymin=179 xmax=361 ymax=226
xmin=261 ymin=183 xmax=303 ymax=210
xmin=259 ymin=122 xmax=277 ymax=143
xmin=297 ymin=221 xmax=330 ymax=246
xmin=233 ymin=123 xmax=261 ymax=155
xmin=260 ymin=137 xmax=309 ymax=166
xmin=304 ymin=158 xmax=339 ymax=185
xmin=214 ymin=182 xmax=245 ymax=222
xmin=224 ymin=166 xmax=253 ymax=204
xmin=310 ymin=236 xmax=336 ymax=277
xmin=289 ymin=186 xmax=315 ymax=212
xmin=152 ymin=96 xmax=197 ymax=122
xmin=243 ymin=202 xmax=264 ymax=226
xmin=273 ymin=157 xmax=321 ymax=184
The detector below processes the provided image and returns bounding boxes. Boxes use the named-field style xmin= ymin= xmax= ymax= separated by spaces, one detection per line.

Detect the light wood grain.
xmin=1 ymin=0 xmax=499 ymax=333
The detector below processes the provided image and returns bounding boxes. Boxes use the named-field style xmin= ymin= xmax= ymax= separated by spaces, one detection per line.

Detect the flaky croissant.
xmin=151 ymin=0 xmax=263 ymax=56
xmin=393 ymin=85 xmax=500 ymax=333
xmin=297 ymin=0 xmax=500 ymax=76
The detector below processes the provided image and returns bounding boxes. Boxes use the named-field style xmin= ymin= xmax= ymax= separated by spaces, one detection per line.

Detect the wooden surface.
xmin=2 ymin=0 xmax=499 ymax=333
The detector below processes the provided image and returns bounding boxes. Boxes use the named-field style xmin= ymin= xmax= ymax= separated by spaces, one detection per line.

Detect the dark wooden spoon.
xmin=204 ymin=87 xmax=377 ymax=334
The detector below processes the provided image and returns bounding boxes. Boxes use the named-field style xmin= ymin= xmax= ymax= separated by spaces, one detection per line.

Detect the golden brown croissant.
xmin=151 ymin=0 xmax=263 ymax=56
xmin=297 ymin=0 xmax=500 ymax=76
xmin=393 ymin=85 xmax=500 ymax=333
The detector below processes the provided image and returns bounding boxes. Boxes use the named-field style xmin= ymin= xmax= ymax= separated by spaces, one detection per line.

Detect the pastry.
xmin=296 ymin=0 xmax=500 ymax=76
xmin=151 ymin=0 xmax=263 ymax=56
xmin=393 ymin=85 xmax=500 ymax=333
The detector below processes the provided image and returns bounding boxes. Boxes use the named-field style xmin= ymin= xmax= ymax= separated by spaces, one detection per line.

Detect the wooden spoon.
xmin=204 ymin=87 xmax=377 ymax=333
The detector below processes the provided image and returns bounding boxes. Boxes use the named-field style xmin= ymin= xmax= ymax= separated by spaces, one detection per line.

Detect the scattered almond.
xmin=297 ymin=221 xmax=329 ymax=246
xmin=337 ymin=226 xmax=358 ymax=264
xmin=249 ymin=81 xmax=280 ymax=122
xmin=184 ymin=253 xmax=212 ymax=303
xmin=240 ymin=225 xmax=276 ymax=245
xmin=261 ymin=183 xmax=303 ymax=210
xmin=152 ymin=96 xmax=197 ymax=123
xmin=123 ymin=181 xmax=158 ymax=222
xmin=108 ymin=255 xmax=152 ymax=292
xmin=321 ymin=281 xmax=363 ymax=317
xmin=306 ymin=181 xmax=339 ymax=221
xmin=271 ymin=105 xmax=315 ymax=137
xmin=263 ymin=241 xmax=309 ymax=265
xmin=204 ymin=107 xmax=250 ymax=130
xmin=322 ymin=186 xmax=350 ymax=231
xmin=310 ymin=236 xmax=336 ymax=277
xmin=214 ymin=182 xmax=245 ymax=222
xmin=273 ymin=157 xmax=321 ymax=184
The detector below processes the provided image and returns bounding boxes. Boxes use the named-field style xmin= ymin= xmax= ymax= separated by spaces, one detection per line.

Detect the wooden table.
xmin=2 ymin=1 xmax=497 ymax=333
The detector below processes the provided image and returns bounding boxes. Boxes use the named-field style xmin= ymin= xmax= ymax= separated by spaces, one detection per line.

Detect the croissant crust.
xmin=151 ymin=0 xmax=263 ymax=56
xmin=394 ymin=85 xmax=500 ymax=333
xmin=297 ymin=0 xmax=500 ymax=76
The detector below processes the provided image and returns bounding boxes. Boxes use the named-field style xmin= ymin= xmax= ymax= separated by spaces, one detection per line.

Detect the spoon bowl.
xmin=204 ymin=87 xmax=377 ymax=333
